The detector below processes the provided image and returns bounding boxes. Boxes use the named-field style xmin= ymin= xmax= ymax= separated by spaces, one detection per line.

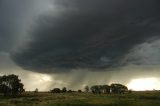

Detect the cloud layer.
xmin=11 ymin=0 xmax=160 ymax=73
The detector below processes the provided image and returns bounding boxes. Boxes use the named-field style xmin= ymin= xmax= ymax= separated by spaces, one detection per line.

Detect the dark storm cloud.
xmin=11 ymin=0 xmax=160 ymax=73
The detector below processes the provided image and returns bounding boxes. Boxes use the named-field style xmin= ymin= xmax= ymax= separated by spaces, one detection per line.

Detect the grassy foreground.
xmin=0 ymin=91 xmax=160 ymax=106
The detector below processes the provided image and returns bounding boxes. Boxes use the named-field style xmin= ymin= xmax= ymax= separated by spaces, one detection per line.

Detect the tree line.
xmin=49 ymin=84 xmax=128 ymax=94
xmin=0 ymin=74 xmax=129 ymax=96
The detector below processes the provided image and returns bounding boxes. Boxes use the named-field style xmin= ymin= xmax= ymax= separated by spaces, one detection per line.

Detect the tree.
xmin=78 ymin=89 xmax=82 ymax=93
xmin=51 ymin=88 xmax=61 ymax=93
xmin=34 ymin=88 xmax=38 ymax=93
xmin=62 ymin=87 xmax=67 ymax=93
xmin=101 ymin=85 xmax=110 ymax=94
xmin=90 ymin=85 xmax=101 ymax=94
xmin=0 ymin=74 xmax=25 ymax=96
xmin=128 ymin=89 xmax=132 ymax=94
xmin=0 ymin=84 xmax=11 ymax=96
xmin=67 ymin=90 xmax=73 ymax=93
xmin=84 ymin=86 xmax=89 ymax=92
xmin=110 ymin=84 xmax=128 ymax=94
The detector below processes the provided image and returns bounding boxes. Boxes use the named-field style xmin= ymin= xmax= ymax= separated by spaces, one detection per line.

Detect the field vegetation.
xmin=0 ymin=91 xmax=160 ymax=106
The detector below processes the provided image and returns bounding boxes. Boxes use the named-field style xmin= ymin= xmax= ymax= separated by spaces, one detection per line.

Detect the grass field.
xmin=0 ymin=91 xmax=160 ymax=106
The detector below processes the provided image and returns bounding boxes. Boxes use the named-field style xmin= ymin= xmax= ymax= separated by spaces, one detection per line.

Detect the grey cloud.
xmin=11 ymin=0 xmax=160 ymax=73
xmin=0 ymin=0 xmax=53 ymax=52
xmin=0 ymin=0 xmax=32 ymax=51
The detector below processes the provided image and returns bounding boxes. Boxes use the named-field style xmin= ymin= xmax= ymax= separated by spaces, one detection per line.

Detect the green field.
xmin=0 ymin=91 xmax=160 ymax=106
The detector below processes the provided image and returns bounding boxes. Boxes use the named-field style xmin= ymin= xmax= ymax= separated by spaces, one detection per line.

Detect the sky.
xmin=0 ymin=0 xmax=160 ymax=91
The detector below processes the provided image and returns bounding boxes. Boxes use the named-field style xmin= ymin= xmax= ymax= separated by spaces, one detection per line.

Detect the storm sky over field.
xmin=0 ymin=0 xmax=160 ymax=91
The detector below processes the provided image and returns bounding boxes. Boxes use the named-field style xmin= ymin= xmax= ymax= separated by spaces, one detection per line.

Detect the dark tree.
xmin=0 ymin=84 xmax=11 ymax=96
xmin=78 ymin=89 xmax=82 ymax=93
xmin=84 ymin=86 xmax=89 ymax=92
xmin=62 ymin=87 xmax=67 ymax=93
xmin=34 ymin=88 xmax=38 ymax=93
xmin=0 ymin=74 xmax=25 ymax=96
xmin=90 ymin=85 xmax=101 ymax=94
xmin=67 ymin=90 xmax=74 ymax=93
xmin=101 ymin=85 xmax=110 ymax=94
xmin=110 ymin=84 xmax=128 ymax=94
xmin=128 ymin=89 xmax=132 ymax=94
xmin=51 ymin=88 xmax=61 ymax=93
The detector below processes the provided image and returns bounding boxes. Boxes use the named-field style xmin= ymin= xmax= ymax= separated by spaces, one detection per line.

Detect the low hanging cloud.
xmin=11 ymin=0 xmax=160 ymax=73
xmin=121 ymin=38 xmax=160 ymax=65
